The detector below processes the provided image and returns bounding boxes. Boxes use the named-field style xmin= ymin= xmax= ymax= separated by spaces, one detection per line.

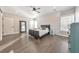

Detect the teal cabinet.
xmin=69 ymin=23 xmax=79 ymax=53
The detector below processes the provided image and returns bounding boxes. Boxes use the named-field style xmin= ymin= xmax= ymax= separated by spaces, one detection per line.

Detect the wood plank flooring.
xmin=1 ymin=34 xmax=69 ymax=53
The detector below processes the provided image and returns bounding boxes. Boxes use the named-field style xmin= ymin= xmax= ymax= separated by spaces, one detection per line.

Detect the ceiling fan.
xmin=30 ymin=6 xmax=40 ymax=13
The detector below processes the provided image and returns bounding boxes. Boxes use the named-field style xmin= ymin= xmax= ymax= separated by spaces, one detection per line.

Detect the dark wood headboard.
xmin=41 ymin=25 xmax=50 ymax=33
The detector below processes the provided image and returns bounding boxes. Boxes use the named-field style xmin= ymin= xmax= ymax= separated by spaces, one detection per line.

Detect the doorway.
xmin=20 ymin=21 xmax=26 ymax=33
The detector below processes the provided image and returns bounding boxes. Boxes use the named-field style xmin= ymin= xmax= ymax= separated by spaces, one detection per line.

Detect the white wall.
xmin=2 ymin=13 xmax=21 ymax=35
xmin=75 ymin=7 xmax=79 ymax=22
xmin=0 ymin=7 xmax=20 ymax=36
xmin=0 ymin=12 xmax=2 ymax=41
xmin=38 ymin=13 xmax=60 ymax=35
xmin=2 ymin=12 xmax=28 ymax=36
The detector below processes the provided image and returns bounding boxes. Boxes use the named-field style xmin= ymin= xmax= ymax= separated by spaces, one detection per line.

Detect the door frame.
xmin=20 ymin=21 xmax=26 ymax=33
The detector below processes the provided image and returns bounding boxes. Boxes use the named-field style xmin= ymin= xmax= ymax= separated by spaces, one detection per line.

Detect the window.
xmin=34 ymin=20 xmax=37 ymax=28
xmin=29 ymin=18 xmax=37 ymax=29
xmin=60 ymin=14 xmax=74 ymax=32
xmin=30 ymin=20 xmax=34 ymax=28
xmin=76 ymin=11 xmax=79 ymax=22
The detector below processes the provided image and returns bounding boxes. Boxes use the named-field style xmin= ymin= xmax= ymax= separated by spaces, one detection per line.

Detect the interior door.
xmin=20 ymin=21 xmax=26 ymax=33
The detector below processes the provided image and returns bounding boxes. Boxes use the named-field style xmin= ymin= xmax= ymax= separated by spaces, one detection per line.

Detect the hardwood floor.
xmin=0 ymin=34 xmax=69 ymax=53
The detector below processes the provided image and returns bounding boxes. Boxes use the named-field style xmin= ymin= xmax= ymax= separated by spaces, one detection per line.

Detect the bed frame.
xmin=29 ymin=25 xmax=50 ymax=39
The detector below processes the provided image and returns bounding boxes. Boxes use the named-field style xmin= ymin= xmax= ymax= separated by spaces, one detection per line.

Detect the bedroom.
xmin=0 ymin=6 xmax=79 ymax=53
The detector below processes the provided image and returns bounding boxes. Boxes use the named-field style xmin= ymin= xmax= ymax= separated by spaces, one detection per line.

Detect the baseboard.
xmin=3 ymin=32 xmax=20 ymax=36
xmin=56 ymin=34 xmax=68 ymax=37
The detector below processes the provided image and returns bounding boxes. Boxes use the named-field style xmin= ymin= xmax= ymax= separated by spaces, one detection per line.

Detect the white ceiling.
xmin=0 ymin=6 xmax=74 ymax=18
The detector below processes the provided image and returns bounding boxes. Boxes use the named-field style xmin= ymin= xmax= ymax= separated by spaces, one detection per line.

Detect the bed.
xmin=29 ymin=25 xmax=50 ymax=39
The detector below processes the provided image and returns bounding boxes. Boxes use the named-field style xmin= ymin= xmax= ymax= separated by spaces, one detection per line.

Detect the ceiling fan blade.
xmin=37 ymin=8 xmax=40 ymax=10
xmin=36 ymin=11 xmax=40 ymax=13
